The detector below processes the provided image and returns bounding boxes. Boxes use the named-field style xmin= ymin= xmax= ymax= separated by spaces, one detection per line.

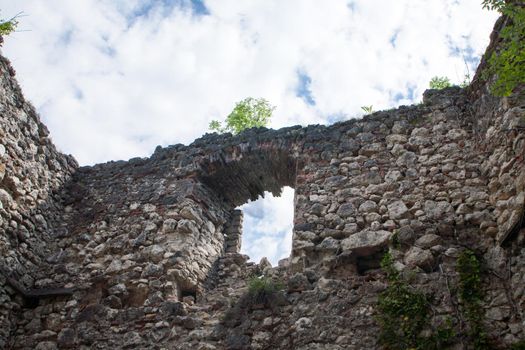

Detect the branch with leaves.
xmin=0 ymin=11 xmax=24 ymax=46
xmin=0 ymin=11 xmax=22 ymax=35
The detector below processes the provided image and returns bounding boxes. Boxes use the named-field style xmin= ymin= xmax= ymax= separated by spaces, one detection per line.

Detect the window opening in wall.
xmin=180 ymin=289 xmax=197 ymax=304
xmin=239 ymin=186 xmax=294 ymax=266
xmin=356 ymin=249 xmax=388 ymax=275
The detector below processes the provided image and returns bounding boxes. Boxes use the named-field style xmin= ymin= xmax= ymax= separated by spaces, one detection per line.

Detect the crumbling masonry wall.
xmin=0 ymin=55 xmax=77 ymax=348
xmin=1 ymin=17 xmax=524 ymax=349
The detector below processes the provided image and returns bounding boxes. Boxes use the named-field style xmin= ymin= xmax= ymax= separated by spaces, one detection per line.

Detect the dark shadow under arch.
xmin=198 ymin=149 xmax=297 ymax=207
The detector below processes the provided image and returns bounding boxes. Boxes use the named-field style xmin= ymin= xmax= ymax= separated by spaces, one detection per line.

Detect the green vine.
xmin=376 ymin=252 xmax=454 ymax=350
xmin=378 ymin=248 xmax=521 ymax=349
xmin=457 ymin=250 xmax=491 ymax=350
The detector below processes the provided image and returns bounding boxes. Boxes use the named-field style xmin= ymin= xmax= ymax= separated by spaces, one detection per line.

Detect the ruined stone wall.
xmin=473 ymin=83 xmax=525 ymax=344
xmin=0 ymin=56 xmax=77 ymax=348
xmin=6 ymin=85 xmax=523 ymax=349
xmin=57 ymin=157 xmax=232 ymax=302
xmin=1 ymin=16 xmax=524 ymax=349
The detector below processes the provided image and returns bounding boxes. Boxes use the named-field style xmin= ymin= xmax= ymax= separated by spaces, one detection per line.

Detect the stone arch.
xmin=194 ymin=136 xmax=301 ymax=268
xmin=198 ymin=145 xmax=298 ymax=207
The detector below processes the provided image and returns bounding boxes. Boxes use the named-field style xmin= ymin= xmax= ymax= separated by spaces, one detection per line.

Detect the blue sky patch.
xmin=393 ymin=85 xmax=417 ymax=103
xmin=446 ymin=37 xmax=479 ymax=80
xmin=58 ymin=28 xmax=74 ymax=46
xmin=190 ymin=0 xmax=209 ymax=16
xmin=389 ymin=28 xmax=401 ymax=48
xmin=327 ymin=112 xmax=347 ymax=124
xmin=242 ymin=199 xmax=265 ymax=219
xmin=296 ymin=70 xmax=315 ymax=106
xmin=129 ymin=0 xmax=209 ymax=22
xmin=446 ymin=36 xmax=478 ymax=64
xmin=73 ymin=86 xmax=83 ymax=100
xmin=393 ymin=84 xmax=417 ymax=103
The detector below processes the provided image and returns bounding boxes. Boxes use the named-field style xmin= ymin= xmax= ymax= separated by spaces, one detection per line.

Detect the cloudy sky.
xmin=1 ymin=0 xmax=498 ymax=264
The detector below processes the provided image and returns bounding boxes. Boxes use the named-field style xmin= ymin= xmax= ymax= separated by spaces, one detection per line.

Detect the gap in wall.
xmin=238 ymin=186 xmax=294 ymax=266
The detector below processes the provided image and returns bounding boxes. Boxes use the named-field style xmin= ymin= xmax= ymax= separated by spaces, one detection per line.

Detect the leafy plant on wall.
xmin=0 ymin=11 xmax=20 ymax=45
xmin=429 ymin=76 xmax=452 ymax=90
xmin=209 ymin=97 xmax=275 ymax=135
xmin=482 ymin=0 xmax=525 ymax=96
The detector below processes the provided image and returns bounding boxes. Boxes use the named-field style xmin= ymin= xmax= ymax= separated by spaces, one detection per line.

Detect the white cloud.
xmin=0 ymin=0 xmax=499 ymax=262
xmin=1 ymin=0 xmax=498 ymax=164
xmin=240 ymin=187 xmax=294 ymax=265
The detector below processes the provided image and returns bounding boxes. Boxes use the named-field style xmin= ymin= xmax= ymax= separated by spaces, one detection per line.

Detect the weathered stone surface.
xmin=287 ymin=273 xmax=312 ymax=292
xmin=341 ymin=230 xmax=391 ymax=256
xmin=414 ymin=234 xmax=442 ymax=249
xmin=57 ymin=328 xmax=76 ymax=347
xmin=318 ymin=237 xmax=340 ymax=251
xmin=387 ymin=201 xmax=409 ymax=220
xmin=396 ymin=226 xmax=416 ymax=245
xmin=336 ymin=203 xmax=356 ymax=217
xmin=359 ymin=200 xmax=378 ymax=213
xmin=35 ymin=341 xmax=58 ymax=350
xmin=424 ymin=200 xmax=453 ymax=220
xmin=404 ymin=247 xmax=435 ymax=271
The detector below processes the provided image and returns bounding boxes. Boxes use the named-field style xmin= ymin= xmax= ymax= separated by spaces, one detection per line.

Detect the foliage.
xmin=380 ymin=251 xmax=399 ymax=282
xmin=361 ymin=105 xmax=374 ymax=114
xmin=221 ymin=275 xmax=286 ymax=331
xmin=481 ymin=1 xmax=525 ymax=96
xmin=247 ymin=276 xmax=284 ymax=305
xmin=510 ymin=340 xmax=525 ymax=350
xmin=429 ymin=76 xmax=452 ymax=90
xmin=391 ymin=230 xmax=400 ymax=249
xmin=0 ymin=12 xmax=19 ymax=38
xmin=459 ymin=57 xmax=473 ymax=88
xmin=481 ymin=0 xmax=506 ymax=12
xmin=248 ymin=276 xmax=283 ymax=294
xmin=460 ymin=72 xmax=472 ymax=88
xmin=376 ymin=252 xmax=454 ymax=350
xmin=209 ymin=97 xmax=275 ymax=134
xmin=459 ymin=77 xmax=470 ymax=88
xmin=457 ymin=250 xmax=491 ymax=350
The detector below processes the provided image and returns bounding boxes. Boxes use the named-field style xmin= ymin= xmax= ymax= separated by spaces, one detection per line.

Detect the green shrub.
xmin=0 ymin=13 xmax=19 ymax=38
xmin=481 ymin=1 xmax=525 ymax=96
xmin=429 ymin=76 xmax=452 ymax=90
xmin=209 ymin=97 xmax=275 ymax=134
xmin=247 ymin=276 xmax=284 ymax=303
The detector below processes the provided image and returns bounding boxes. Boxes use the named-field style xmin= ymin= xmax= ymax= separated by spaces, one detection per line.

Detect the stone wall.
xmin=0 ymin=55 xmax=77 ymax=348
xmin=1 ymin=16 xmax=524 ymax=349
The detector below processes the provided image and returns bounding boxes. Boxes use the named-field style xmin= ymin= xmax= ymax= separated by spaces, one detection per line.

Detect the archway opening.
xmin=239 ymin=186 xmax=294 ymax=266
xmin=198 ymin=146 xmax=298 ymax=266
